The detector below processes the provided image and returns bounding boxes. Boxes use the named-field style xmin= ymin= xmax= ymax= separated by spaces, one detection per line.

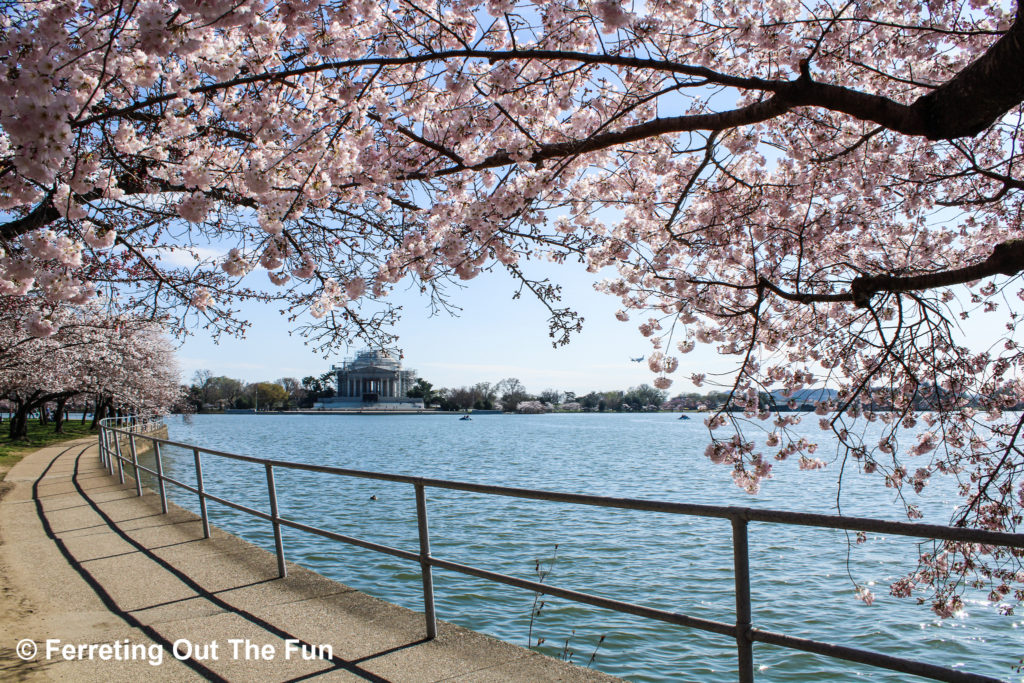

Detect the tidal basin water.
xmin=154 ymin=413 xmax=1023 ymax=682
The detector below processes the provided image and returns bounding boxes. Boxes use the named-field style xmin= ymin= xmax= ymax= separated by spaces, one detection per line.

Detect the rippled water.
xmin=143 ymin=413 xmax=1023 ymax=682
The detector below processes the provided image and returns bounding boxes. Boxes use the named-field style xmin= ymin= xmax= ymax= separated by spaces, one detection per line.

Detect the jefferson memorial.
xmin=317 ymin=349 xmax=424 ymax=410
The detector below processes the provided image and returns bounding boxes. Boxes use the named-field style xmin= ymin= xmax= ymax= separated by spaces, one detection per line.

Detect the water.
xmin=148 ymin=413 xmax=1023 ymax=682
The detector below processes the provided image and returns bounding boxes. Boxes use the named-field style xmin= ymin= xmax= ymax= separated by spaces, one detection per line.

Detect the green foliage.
xmin=190 ymin=371 xmax=245 ymax=411
xmin=538 ymin=388 xmax=563 ymax=404
xmin=494 ymin=377 xmax=531 ymax=412
xmin=601 ymin=390 xmax=624 ymax=412
xmin=623 ymin=384 xmax=668 ymax=411
xmin=406 ymin=378 xmax=434 ymax=402
xmin=191 ymin=371 xmax=328 ymax=410
xmin=253 ymin=382 xmax=290 ymax=409
xmin=299 ymin=373 xmax=337 ymax=405
xmin=432 ymin=391 xmax=458 ymax=411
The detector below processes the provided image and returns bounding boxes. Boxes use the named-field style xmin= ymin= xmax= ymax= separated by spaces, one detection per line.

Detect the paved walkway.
xmin=0 ymin=440 xmax=619 ymax=682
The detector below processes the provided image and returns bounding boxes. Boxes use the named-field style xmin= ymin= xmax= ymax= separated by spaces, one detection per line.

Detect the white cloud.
xmin=152 ymin=245 xmax=223 ymax=268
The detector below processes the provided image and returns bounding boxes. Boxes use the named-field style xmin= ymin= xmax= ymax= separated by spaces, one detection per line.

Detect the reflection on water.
xmin=138 ymin=413 xmax=1024 ymax=682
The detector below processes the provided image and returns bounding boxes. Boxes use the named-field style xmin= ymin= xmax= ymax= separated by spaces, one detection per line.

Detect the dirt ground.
xmin=0 ymin=463 xmax=51 ymax=680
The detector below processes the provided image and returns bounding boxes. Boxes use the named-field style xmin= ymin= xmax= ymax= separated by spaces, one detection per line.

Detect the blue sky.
xmin=172 ymin=242 xmax=1012 ymax=396
xmin=175 ymin=258 xmax=733 ymax=395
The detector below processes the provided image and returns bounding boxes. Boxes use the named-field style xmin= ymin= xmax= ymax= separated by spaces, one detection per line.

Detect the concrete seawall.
xmin=0 ymin=439 xmax=620 ymax=681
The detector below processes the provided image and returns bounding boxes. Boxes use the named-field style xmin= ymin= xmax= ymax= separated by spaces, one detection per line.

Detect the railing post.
xmin=114 ymin=429 xmax=126 ymax=485
xmin=129 ymin=433 xmax=143 ymax=497
xmin=193 ymin=448 xmax=211 ymax=539
xmin=106 ymin=429 xmax=116 ymax=475
xmin=102 ymin=427 xmax=112 ymax=473
xmin=732 ymin=516 xmax=754 ymax=683
xmin=103 ymin=429 xmax=111 ymax=471
xmin=265 ymin=463 xmax=287 ymax=578
xmin=154 ymin=441 xmax=168 ymax=514
xmin=415 ymin=483 xmax=438 ymax=639
xmin=97 ymin=426 xmax=107 ymax=469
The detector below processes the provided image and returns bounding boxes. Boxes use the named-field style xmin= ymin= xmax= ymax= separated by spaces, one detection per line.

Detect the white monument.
xmin=317 ymin=349 xmax=424 ymax=410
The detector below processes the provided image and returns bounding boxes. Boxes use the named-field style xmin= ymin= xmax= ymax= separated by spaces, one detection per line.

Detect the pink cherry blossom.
xmin=856 ymin=587 xmax=876 ymax=606
xmin=26 ymin=311 xmax=58 ymax=338
xmin=190 ymin=288 xmax=213 ymax=311
xmin=82 ymin=226 xmax=116 ymax=249
xmin=221 ymin=249 xmax=251 ymax=277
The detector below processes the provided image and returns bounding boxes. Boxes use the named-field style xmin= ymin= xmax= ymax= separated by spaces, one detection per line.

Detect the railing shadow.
xmin=98 ymin=418 xmax=1022 ymax=683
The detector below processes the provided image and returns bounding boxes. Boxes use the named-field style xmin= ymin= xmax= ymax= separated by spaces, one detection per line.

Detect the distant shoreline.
xmin=182 ymin=409 xmax=701 ymax=416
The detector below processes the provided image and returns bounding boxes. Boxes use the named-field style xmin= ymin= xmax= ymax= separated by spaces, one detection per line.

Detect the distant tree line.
xmin=185 ymin=370 xmax=341 ymax=412
xmin=186 ymin=371 xmax=812 ymax=414
xmin=385 ymin=377 xmax=676 ymax=413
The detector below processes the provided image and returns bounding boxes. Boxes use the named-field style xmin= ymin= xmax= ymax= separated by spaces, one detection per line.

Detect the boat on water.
xmin=460 ymin=414 xmax=472 ymax=421
xmin=678 ymin=414 xmax=690 ymax=420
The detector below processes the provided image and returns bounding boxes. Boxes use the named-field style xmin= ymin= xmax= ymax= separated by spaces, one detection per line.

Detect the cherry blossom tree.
xmin=3 ymin=0 xmax=1024 ymax=614
xmin=85 ymin=319 xmax=183 ymax=420
xmin=0 ymin=299 xmax=181 ymax=438
xmin=0 ymin=302 xmax=84 ymax=437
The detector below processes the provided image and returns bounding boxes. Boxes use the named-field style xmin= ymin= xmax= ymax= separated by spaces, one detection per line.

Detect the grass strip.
xmin=0 ymin=419 xmax=97 ymax=477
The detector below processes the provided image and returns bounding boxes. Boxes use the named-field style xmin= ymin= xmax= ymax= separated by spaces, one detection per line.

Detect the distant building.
xmin=316 ymin=349 xmax=423 ymax=410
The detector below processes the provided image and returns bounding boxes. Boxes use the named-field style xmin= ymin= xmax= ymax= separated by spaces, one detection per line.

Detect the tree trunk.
xmin=53 ymin=397 xmax=67 ymax=434
xmin=90 ymin=396 xmax=109 ymax=428
xmin=8 ymin=401 xmax=29 ymax=441
xmin=39 ymin=403 xmax=49 ymax=426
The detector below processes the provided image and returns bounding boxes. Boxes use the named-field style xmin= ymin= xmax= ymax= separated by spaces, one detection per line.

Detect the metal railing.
xmin=99 ymin=416 xmax=165 ymax=492
xmin=102 ymin=415 xmax=165 ymax=434
xmin=96 ymin=418 xmax=1023 ymax=683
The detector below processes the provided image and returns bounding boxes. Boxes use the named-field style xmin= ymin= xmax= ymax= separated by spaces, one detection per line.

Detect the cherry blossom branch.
xmin=756 ymin=239 xmax=1024 ymax=307
xmin=956 ymin=411 xmax=1024 ymax=527
xmin=72 ymin=8 xmax=1023 ymax=144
